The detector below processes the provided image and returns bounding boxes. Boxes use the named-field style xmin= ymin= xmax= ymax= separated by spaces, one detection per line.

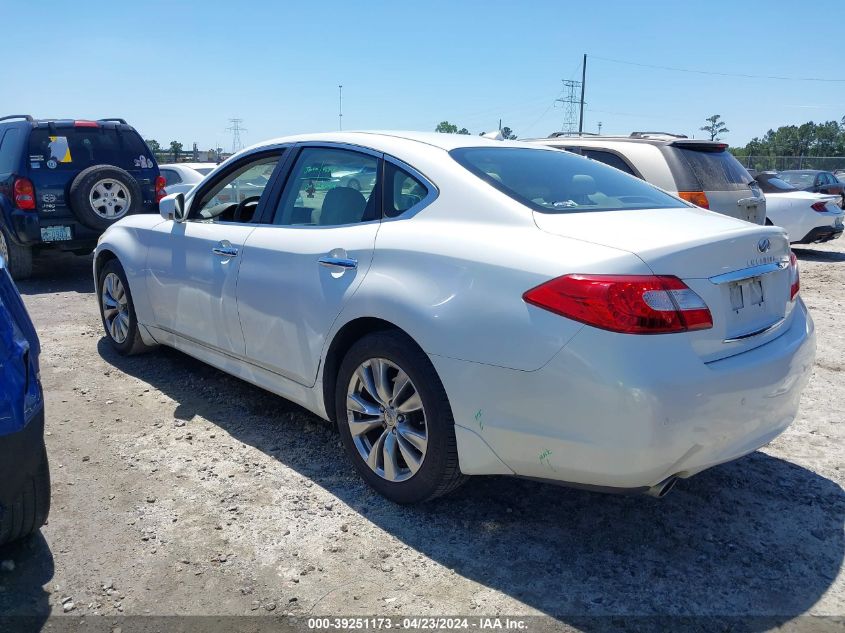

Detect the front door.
xmin=145 ymin=151 xmax=284 ymax=356
xmin=236 ymin=145 xmax=383 ymax=386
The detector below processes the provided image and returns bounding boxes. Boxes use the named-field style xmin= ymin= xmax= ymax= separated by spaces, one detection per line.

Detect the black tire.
xmin=0 ymin=443 xmax=50 ymax=547
xmin=97 ymin=258 xmax=155 ymax=355
xmin=68 ymin=165 xmax=142 ymax=231
xmin=0 ymin=224 xmax=33 ymax=280
xmin=335 ymin=330 xmax=466 ymax=504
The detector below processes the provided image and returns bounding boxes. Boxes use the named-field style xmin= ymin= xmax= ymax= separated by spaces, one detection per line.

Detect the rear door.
xmin=235 ymin=144 xmax=383 ymax=386
xmin=27 ymin=124 xmax=159 ymax=216
xmin=665 ymin=142 xmax=765 ymax=224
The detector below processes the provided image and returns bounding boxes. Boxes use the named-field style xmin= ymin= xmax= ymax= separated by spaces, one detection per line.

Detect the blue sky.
xmin=3 ymin=0 xmax=844 ymax=150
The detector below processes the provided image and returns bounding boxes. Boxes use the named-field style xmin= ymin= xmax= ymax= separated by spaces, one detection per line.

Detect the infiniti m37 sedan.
xmin=94 ymin=132 xmax=815 ymax=503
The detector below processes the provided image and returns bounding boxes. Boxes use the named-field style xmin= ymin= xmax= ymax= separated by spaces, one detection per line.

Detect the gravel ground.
xmin=0 ymin=239 xmax=842 ymax=630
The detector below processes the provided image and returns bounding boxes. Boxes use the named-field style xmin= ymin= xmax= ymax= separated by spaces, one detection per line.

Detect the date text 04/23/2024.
xmin=307 ymin=618 xmax=528 ymax=630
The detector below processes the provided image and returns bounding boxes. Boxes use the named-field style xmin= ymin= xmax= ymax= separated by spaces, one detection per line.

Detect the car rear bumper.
xmin=432 ymin=299 xmax=815 ymax=490
xmin=8 ymin=209 xmax=100 ymax=249
xmin=795 ymin=224 xmax=843 ymax=244
xmin=0 ymin=407 xmax=45 ymax=509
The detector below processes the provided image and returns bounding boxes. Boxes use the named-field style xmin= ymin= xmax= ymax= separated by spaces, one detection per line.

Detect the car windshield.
xmin=671 ymin=145 xmax=751 ymax=192
xmin=779 ymin=171 xmax=816 ymax=187
xmin=450 ymin=146 xmax=686 ymax=213
xmin=755 ymin=174 xmax=797 ymax=193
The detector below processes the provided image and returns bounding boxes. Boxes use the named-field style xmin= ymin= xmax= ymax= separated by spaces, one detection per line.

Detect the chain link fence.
xmin=736 ymin=155 xmax=845 ymax=172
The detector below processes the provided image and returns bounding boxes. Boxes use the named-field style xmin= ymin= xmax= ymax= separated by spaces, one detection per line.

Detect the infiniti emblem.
xmin=757 ymin=238 xmax=771 ymax=253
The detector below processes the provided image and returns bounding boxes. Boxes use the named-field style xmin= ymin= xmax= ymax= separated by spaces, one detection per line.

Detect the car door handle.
xmin=318 ymin=256 xmax=357 ymax=269
xmin=212 ymin=246 xmax=239 ymax=258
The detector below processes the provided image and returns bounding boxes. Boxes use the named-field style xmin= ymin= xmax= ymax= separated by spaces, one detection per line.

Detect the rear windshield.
xmin=778 ymin=171 xmax=816 ymax=188
xmin=27 ymin=128 xmax=155 ymax=172
xmin=195 ymin=167 xmax=214 ymax=175
xmin=755 ymin=174 xmax=797 ymax=193
xmin=671 ymin=146 xmax=751 ymax=192
xmin=450 ymin=147 xmax=686 ymax=214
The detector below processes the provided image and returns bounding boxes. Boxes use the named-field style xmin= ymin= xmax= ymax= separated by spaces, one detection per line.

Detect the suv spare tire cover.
xmin=68 ymin=165 xmax=143 ymax=231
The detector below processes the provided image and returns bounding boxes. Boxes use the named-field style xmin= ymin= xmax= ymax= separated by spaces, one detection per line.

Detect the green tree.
xmin=435 ymin=121 xmax=459 ymax=133
xmin=145 ymin=139 xmax=161 ymax=154
xmin=457 ymin=128 xmax=470 ymax=135
xmin=169 ymin=141 xmax=183 ymax=162
xmin=501 ymin=126 xmax=517 ymax=140
xmin=700 ymin=114 xmax=729 ymax=141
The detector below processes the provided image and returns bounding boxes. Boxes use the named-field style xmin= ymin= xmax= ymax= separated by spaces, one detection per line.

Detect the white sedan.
xmin=756 ymin=173 xmax=844 ymax=243
xmin=160 ymin=162 xmax=218 ymax=196
xmin=94 ymin=132 xmax=815 ymax=503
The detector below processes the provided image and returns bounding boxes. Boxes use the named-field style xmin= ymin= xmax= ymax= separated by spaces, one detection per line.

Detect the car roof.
xmin=241 ymin=131 xmax=534 ymax=154
xmin=160 ymin=163 xmax=217 ymax=170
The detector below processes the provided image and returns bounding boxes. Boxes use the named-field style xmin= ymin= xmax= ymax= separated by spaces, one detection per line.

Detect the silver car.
xmin=526 ymin=132 xmax=766 ymax=224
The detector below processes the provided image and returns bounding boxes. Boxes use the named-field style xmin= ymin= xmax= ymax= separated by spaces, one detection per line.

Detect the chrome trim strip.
xmin=723 ymin=318 xmax=785 ymax=343
xmin=318 ymin=256 xmax=357 ymax=269
xmin=709 ymin=260 xmax=788 ymax=285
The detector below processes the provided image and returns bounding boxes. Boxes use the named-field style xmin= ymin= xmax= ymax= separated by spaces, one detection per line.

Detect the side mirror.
xmin=159 ymin=193 xmax=186 ymax=222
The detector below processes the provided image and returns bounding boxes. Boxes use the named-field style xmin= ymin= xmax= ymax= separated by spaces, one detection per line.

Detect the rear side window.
xmin=384 ymin=162 xmax=428 ymax=218
xmin=161 ymin=169 xmax=182 ymax=185
xmin=27 ymin=128 xmax=155 ymax=172
xmin=670 ymin=146 xmax=750 ymax=192
xmin=451 ymin=147 xmax=685 ymax=214
xmin=0 ymin=128 xmax=24 ymax=174
xmin=582 ymin=149 xmax=638 ymax=177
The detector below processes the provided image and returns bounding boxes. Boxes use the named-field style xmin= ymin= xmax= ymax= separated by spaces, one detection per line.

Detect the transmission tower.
xmin=554 ymin=80 xmax=582 ymax=135
xmin=226 ymin=118 xmax=247 ymax=153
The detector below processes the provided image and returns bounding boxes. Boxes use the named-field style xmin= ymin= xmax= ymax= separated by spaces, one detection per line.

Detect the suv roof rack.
xmin=629 ymin=131 xmax=688 ymax=139
xmin=0 ymin=114 xmax=34 ymax=123
xmin=547 ymin=131 xmax=601 ymax=138
xmin=97 ymin=118 xmax=128 ymax=124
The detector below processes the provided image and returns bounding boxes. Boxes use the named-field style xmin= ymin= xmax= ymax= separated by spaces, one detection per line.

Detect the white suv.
xmin=525 ymin=132 xmax=766 ymax=224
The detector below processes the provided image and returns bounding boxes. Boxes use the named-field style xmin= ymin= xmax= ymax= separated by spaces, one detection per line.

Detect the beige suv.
xmin=525 ymin=132 xmax=766 ymax=224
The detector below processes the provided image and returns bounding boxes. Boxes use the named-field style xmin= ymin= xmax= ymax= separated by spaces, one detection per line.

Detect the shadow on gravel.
xmin=14 ymin=251 xmax=94 ymax=296
xmin=793 ymin=247 xmax=845 ymax=263
xmin=99 ymin=341 xmax=845 ymax=628
xmin=0 ymin=532 xmax=54 ymax=630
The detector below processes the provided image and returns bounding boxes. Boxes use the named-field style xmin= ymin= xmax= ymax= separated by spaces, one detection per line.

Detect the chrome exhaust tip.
xmin=645 ymin=476 xmax=677 ymax=498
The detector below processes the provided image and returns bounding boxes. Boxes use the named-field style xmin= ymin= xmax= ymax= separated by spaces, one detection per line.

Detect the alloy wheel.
xmin=89 ymin=179 xmax=131 ymax=219
xmin=101 ymin=272 xmax=130 ymax=343
xmin=346 ymin=358 xmax=428 ymax=482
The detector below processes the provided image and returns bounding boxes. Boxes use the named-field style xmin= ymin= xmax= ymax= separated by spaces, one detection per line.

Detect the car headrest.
xmin=570 ymin=174 xmax=597 ymax=196
xmin=320 ymin=187 xmax=367 ymax=226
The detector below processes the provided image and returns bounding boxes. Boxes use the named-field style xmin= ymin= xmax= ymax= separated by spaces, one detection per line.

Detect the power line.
xmin=591 ymin=55 xmax=845 ymax=83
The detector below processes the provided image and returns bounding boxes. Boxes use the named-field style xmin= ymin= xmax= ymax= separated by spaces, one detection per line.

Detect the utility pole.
xmin=338 ymin=85 xmax=343 ymax=131
xmin=226 ymin=118 xmax=246 ymax=154
xmin=578 ymin=54 xmax=586 ymax=135
xmin=597 ymin=121 xmax=602 ymax=134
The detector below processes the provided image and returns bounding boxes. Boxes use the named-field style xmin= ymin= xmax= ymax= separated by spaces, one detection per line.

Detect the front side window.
xmin=273 ymin=148 xmax=380 ymax=226
xmin=384 ymin=162 xmax=428 ymax=218
xmin=451 ymin=147 xmax=685 ymax=214
xmin=191 ymin=153 xmax=281 ymax=223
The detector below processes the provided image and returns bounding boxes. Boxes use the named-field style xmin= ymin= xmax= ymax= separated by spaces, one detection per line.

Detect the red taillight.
xmin=523 ymin=274 xmax=713 ymax=334
xmin=789 ymin=251 xmax=800 ymax=301
xmin=678 ymin=191 xmax=710 ymax=209
xmin=811 ymin=201 xmax=828 ymax=213
xmin=74 ymin=120 xmax=99 ymax=128
xmin=13 ymin=177 xmax=36 ymax=210
xmin=154 ymin=175 xmax=166 ymax=202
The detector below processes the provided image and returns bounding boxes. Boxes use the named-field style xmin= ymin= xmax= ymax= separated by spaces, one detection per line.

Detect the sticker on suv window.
xmin=133 ymin=155 xmax=152 ymax=169
xmin=48 ymin=136 xmax=72 ymax=164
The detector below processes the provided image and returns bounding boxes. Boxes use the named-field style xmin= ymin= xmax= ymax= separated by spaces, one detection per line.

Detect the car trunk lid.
xmin=534 ymin=207 xmax=795 ymax=361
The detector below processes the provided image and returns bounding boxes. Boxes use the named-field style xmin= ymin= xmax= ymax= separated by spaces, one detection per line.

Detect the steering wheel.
xmin=233 ymin=195 xmax=261 ymax=223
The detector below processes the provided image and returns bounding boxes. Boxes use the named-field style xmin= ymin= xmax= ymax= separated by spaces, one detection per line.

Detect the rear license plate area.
xmin=40 ymin=226 xmax=72 ymax=242
xmin=728 ymin=277 xmax=764 ymax=312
